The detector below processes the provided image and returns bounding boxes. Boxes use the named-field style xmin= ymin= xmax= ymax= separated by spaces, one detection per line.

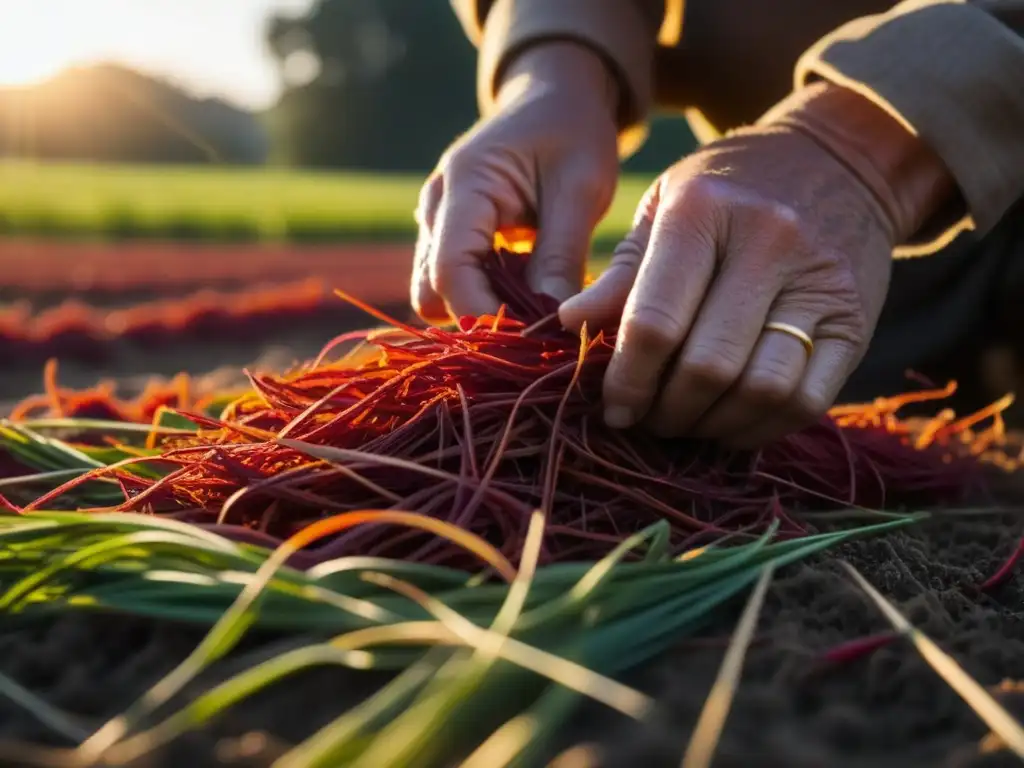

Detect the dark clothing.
xmin=842 ymin=199 xmax=1024 ymax=410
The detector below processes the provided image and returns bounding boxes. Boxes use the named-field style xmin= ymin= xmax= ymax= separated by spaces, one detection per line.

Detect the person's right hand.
xmin=411 ymin=42 xmax=621 ymax=323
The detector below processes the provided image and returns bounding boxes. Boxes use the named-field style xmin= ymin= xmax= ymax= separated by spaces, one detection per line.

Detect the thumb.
xmin=558 ymin=181 xmax=660 ymax=332
xmin=527 ymin=167 xmax=610 ymax=303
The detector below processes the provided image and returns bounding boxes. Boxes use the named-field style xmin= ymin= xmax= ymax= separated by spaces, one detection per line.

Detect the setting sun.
xmin=0 ymin=0 xmax=314 ymax=108
xmin=0 ymin=3 xmax=95 ymax=86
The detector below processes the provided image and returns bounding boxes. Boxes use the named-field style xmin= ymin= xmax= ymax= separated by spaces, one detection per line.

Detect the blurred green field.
xmin=0 ymin=161 xmax=651 ymax=248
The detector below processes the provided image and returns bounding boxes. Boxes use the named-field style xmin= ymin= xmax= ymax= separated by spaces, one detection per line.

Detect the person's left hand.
xmin=558 ymin=84 xmax=954 ymax=448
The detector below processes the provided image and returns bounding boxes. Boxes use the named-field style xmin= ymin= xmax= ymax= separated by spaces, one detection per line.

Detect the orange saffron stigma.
xmin=829 ymin=381 xmax=1021 ymax=471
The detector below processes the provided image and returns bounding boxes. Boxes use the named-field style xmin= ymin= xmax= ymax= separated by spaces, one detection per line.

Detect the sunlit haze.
xmin=0 ymin=0 xmax=315 ymax=109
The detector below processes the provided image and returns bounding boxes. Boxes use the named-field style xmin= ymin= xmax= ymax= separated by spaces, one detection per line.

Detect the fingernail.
xmin=604 ymin=406 xmax=635 ymax=429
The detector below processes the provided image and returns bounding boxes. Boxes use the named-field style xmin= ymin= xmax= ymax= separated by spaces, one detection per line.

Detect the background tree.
xmin=266 ymin=0 xmax=477 ymax=171
xmin=266 ymin=0 xmax=696 ymax=173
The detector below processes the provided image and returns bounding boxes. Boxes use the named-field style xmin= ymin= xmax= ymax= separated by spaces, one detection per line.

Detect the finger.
xmin=601 ymin=189 xmax=718 ymax=429
xmin=559 ymin=184 xmax=658 ymax=333
xmin=528 ymin=166 xmax=610 ymax=303
xmin=411 ymin=175 xmax=447 ymax=323
xmin=731 ymin=337 xmax=860 ymax=448
xmin=691 ymin=311 xmax=815 ymax=444
xmin=646 ymin=258 xmax=781 ymax=437
xmin=429 ymin=178 xmax=502 ymax=319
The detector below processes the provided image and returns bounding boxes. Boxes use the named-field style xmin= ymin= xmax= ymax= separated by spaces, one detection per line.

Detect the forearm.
xmin=495 ymin=42 xmax=620 ymax=118
xmin=450 ymin=0 xmax=663 ymax=157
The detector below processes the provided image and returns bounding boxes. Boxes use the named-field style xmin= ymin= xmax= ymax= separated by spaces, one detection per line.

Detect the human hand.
xmin=411 ymin=42 xmax=621 ymax=323
xmin=559 ymin=83 xmax=955 ymax=447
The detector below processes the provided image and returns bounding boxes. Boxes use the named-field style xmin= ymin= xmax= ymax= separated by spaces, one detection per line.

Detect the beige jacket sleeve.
xmin=796 ymin=0 xmax=1024 ymax=255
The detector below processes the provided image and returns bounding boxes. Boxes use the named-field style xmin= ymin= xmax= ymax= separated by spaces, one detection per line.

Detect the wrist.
xmin=496 ymin=41 xmax=621 ymax=121
xmin=760 ymin=81 xmax=957 ymax=243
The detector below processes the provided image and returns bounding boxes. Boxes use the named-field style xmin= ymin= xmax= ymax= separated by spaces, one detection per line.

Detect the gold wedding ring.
xmin=764 ymin=321 xmax=815 ymax=357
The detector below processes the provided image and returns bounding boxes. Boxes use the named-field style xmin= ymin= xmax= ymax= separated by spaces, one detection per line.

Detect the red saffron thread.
xmin=2 ymin=229 xmax=1017 ymax=567
xmin=820 ymin=632 xmax=899 ymax=665
xmin=981 ymin=535 xmax=1024 ymax=591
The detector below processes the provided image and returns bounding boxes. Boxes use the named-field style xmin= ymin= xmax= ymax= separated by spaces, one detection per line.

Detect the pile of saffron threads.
xmin=11 ymin=364 xmax=197 ymax=425
xmin=8 ymin=238 xmax=1019 ymax=569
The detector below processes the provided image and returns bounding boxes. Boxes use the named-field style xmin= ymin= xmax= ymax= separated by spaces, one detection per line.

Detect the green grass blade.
xmin=681 ymin=563 xmax=774 ymax=768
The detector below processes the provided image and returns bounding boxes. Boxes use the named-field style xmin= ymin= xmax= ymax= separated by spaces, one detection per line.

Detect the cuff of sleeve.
xmin=476 ymin=0 xmax=657 ymax=158
xmin=796 ymin=0 xmax=1024 ymax=253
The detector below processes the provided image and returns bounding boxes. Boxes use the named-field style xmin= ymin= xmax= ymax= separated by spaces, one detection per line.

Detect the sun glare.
xmin=0 ymin=55 xmax=67 ymax=88
xmin=0 ymin=0 xmax=315 ymax=108
xmin=0 ymin=4 xmax=89 ymax=87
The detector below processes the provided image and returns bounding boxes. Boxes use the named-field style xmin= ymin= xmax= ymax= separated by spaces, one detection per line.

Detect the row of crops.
xmin=0 ymin=238 xmax=426 ymax=373
xmin=0 ymin=161 xmax=647 ymax=248
xmin=0 ymin=278 xmax=388 ymax=365
xmin=0 ymin=240 xmax=414 ymax=298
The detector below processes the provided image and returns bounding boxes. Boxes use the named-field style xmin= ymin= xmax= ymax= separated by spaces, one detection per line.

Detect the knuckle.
xmin=632 ymin=179 xmax=664 ymax=225
xmin=437 ymin=142 xmax=462 ymax=170
xmin=442 ymin=144 xmax=479 ymax=177
xmin=666 ymin=175 xmax=810 ymax=241
xmin=650 ymin=196 xmax=718 ymax=250
xmin=681 ymin=346 xmax=744 ymax=390
xmin=763 ymin=199 xmax=803 ymax=230
xmin=740 ymin=370 xmax=795 ymax=406
xmin=534 ymin=251 xmax=580 ymax=279
xmin=621 ymin=305 xmax=685 ymax=352
xmin=678 ymin=174 xmax=728 ymax=204
xmin=611 ymin=238 xmax=645 ymax=270
xmin=817 ymin=311 xmax=869 ymax=349
xmin=741 ymin=201 xmax=806 ymax=256
xmin=670 ymin=174 xmax=751 ymax=216
xmin=815 ymin=247 xmax=848 ymax=272
xmin=803 ymin=250 xmax=862 ymax=294
xmin=443 ymin=152 xmax=471 ymax=178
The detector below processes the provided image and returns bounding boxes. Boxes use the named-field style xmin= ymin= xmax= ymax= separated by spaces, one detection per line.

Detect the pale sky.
xmin=0 ymin=0 xmax=316 ymax=110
